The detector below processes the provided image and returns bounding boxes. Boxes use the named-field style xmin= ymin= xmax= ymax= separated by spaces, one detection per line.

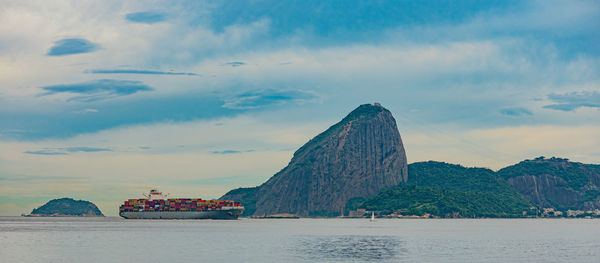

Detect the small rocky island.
xmin=26 ymin=198 xmax=103 ymax=217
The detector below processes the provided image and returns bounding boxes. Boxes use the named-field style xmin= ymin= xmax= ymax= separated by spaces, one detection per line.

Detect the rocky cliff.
xmin=498 ymin=157 xmax=600 ymax=210
xmin=221 ymin=103 xmax=408 ymax=216
xmin=28 ymin=198 xmax=103 ymax=217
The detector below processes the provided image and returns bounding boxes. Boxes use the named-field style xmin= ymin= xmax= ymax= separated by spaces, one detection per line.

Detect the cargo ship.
xmin=119 ymin=189 xmax=244 ymax=219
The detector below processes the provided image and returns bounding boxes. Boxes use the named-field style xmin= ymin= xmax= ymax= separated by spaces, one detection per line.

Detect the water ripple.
xmin=294 ymin=235 xmax=406 ymax=262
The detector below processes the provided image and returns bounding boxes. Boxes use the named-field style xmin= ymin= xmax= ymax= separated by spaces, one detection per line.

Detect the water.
xmin=1 ymin=217 xmax=598 ymax=263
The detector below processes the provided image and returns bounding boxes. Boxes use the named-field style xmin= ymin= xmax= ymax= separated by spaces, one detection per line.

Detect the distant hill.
xmin=223 ymin=155 xmax=600 ymax=218
xmin=28 ymin=198 xmax=103 ymax=217
xmin=361 ymin=184 xmax=530 ymax=218
xmin=222 ymin=103 xmax=408 ymax=217
xmin=358 ymin=162 xmax=533 ymax=218
xmin=498 ymin=157 xmax=600 ymax=210
xmin=409 ymin=161 xmax=522 ymax=194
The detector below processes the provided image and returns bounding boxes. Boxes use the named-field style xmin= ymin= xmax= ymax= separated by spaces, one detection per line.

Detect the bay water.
xmin=1 ymin=217 xmax=598 ymax=262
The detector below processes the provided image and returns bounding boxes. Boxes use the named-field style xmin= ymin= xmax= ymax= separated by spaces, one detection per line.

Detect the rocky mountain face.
xmin=221 ymin=103 xmax=408 ymax=216
xmin=498 ymin=157 xmax=600 ymax=210
xmin=29 ymin=198 xmax=103 ymax=216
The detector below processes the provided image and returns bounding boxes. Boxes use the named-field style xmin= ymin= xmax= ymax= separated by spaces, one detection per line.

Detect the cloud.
xmin=24 ymin=150 xmax=67 ymax=155
xmin=86 ymin=69 xmax=199 ymax=76
xmin=211 ymin=150 xmax=240 ymax=154
xmin=73 ymin=108 xmax=99 ymax=114
xmin=0 ymin=129 xmax=32 ymax=137
xmin=543 ymin=91 xmax=600 ymax=111
xmin=63 ymin=147 xmax=112 ymax=153
xmin=499 ymin=107 xmax=532 ymax=116
xmin=0 ymin=91 xmax=240 ymax=140
xmin=224 ymin=62 xmax=246 ymax=67
xmin=125 ymin=11 xmax=167 ymax=24
xmin=46 ymin=38 xmax=99 ymax=56
xmin=222 ymin=89 xmax=319 ymax=109
xmin=24 ymin=147 xmax=111 ymax=155
xmin=3 ymin=36 xmax=595 ymax=141
xmin=211 ymin=149 xmax=255 ymax=155
xmin=39 ymin=79 xmax=153 ymax=102
xmin=205 ymin=0 xmax=518 ymax=39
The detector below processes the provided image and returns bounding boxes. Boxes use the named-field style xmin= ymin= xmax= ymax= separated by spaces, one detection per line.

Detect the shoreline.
xmin=22 ymin=214 xmax=105 ymax=217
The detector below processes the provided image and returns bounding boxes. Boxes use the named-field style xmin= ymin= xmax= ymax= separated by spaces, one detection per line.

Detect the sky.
xmin=1 ymin=0 xmax=599 ymax=216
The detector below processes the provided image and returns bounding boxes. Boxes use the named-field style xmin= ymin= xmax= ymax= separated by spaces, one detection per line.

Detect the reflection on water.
xmin=295 ymin=235 xmax=406 ymax=262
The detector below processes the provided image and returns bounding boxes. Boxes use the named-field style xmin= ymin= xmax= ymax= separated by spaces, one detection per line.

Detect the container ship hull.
xmin=119 ymin=209 xmax=243 ymax=220
xmin=119 ymin=189 xmax=244 ymax=220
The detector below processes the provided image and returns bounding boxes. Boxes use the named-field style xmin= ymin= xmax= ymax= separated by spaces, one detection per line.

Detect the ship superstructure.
xmin=119 ymin=189 xmax=244 ymax=219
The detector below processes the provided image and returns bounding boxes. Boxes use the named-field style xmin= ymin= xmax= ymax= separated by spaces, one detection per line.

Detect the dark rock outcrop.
xmin=498 ymin=157 xmax=600 ymax=210
xmin=505 ymin=174 xmax=580 ymax=208
xmin=221 ymin=103 xmax=408 ymax=216
xmin=28 ymin=198 xmax=103 ymax=217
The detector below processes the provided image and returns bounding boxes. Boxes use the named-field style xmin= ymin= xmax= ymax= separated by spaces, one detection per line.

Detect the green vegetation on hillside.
xmin=355 ymin=161 xmax=533 ymax=218
xmin=344 ymin=196 xmax=367 ymax=215
xmin=409 ymin=161 xmax=522 ymax=194
xmin=31 ymin=198 xmax=103 ymax=216
xmin=360 ymin=184 xmax=531 ymax=218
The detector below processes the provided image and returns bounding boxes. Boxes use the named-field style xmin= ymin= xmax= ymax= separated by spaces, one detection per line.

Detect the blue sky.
xmin=0 ymin=0 xmax=599 ymax=216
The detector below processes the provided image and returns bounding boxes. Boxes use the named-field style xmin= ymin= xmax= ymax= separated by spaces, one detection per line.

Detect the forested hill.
xmin=359 ymin=161 xmax=533 ymax=218
xmin=29 ymin=198 xmax=103 ymax=217
xmin=360 ymin=184 xmax=531 ymax=218
xmin=408 ymin=161 xmax=520 ymax=194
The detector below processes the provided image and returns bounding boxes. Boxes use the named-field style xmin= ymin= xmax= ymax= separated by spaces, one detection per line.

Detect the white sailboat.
xmin=370 ymin=211 xmax=375 ymax=221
